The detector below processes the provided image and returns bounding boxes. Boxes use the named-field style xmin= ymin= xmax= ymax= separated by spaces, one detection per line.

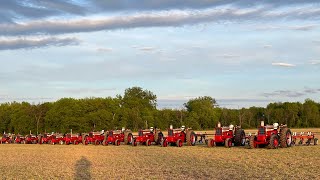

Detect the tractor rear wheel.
xmin=207 ymin=138 xmax=214 ymax=147
xmin=280 ymin=128 xmax=292 ymax=148
xmin=225 ymin=138 xmax=232 ymax=148
xmin=155 ymin=131 xmax=163 ymax=145
xmin=124 ymin=131 xmax=133 ymax=145
xmin=38 ymin=136 xmax=43 ymax=144
xmin=186 ymin=130 xmax=196 ymax=146
xmin=82 ymin=134 xmax=88 ymax=145
xmin=267 ymin=134 xmax=279 ymax=149
xmin=234 ymin=129 xmax=246 ymax=146
xmin=306 ymin=139 xmax=311 ymax=146
xmin=249 ymin=135 xmax=257 ymax=149
xmin=314 ymin=138 xmax=318 ymax=145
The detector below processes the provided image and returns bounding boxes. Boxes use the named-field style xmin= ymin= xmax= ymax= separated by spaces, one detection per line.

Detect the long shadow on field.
xmin=74 ymin=156 xmax=92 ymax=180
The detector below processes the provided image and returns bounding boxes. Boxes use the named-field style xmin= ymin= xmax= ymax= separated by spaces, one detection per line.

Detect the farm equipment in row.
xmin=50 ymin=134 xmax=65 ymax=145
xmin=207 ymin=122 xmax=246 ymax=148
xmin=24 ymin=134 xmax=38 ymax=144
xmin=14 ymin=135 xmax=26 ymax=144
xmin=65 ymin=133 xmax=82 ymax=145
xmin=162 ymin=125 xmax=196 ymax=147
xmin=38 ymin=133 xmax=54 ymax=144
xmin=105 ymin=128 xmax=133 ymax=146
xmin=249 ymin=121 xmax=292 ymax=149
xmin=291 ymin=132 xmax=318 ymax=146
xmin=132 ymin=127 xmax=163 ymax=146
xmin=0 ymin=133 xmax=13 ymax=144
xmin=82 ymin=131 xmax=107 ymax=145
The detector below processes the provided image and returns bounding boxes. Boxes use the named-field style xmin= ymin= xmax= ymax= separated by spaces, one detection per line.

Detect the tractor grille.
xmin=138 ymin=131 xmax=143 ymax=136
xmin=258 ymin=127 xmax=265 ymax=135
xmin=216 ymin=128 xmax=222 ymax=135
xmin=168 ymin=129 xmax=173 ymax=136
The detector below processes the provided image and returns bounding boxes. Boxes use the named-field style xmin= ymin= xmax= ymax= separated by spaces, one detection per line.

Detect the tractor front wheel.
xmin=94 ymin=140 xmax=100 ymax=145
xmin=207 ymin=138 xmax=214 ymax=147
xmin=225 ymin=138 xmax=232 ymax=148
xmin=115 ymin=140 xmax=120 ymax=146
xmin=314 ymin=138 xmax=318 ymax=145
xmin=162 ymin=139 xmax=168 ymax=147
xmin=132 ymin=139 xmax=137 ymax=146
xmin=176 ymin=139 xmax=182 ymax=147
xmin=267 ymin=134 xmax=279 ymax=149
xmin=146 ymin=139 xmax=151 ymax=146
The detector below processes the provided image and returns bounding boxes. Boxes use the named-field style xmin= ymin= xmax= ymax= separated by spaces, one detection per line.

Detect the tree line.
xmin=0 ymin=87 xmax=319 ymax=135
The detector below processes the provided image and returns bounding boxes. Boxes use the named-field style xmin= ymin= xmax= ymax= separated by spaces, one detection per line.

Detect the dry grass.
xmin=0 ymin=142 xmax=319 ymax=179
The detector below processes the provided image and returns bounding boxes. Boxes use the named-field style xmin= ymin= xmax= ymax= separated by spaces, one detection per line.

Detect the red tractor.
xmin=24 ymin=134 xmax=39 ymax=144
xmin=50 ymin=134 xmax=65 ymax=145
xmin=38 ymin=133 xmax=54 ymax=144
xmin=14 ymin=134 xmax=26 ymax=144
xmin=0 ymin=133 xmax=13 ymax=144
xmin=105 ymin=128 xmax=133 ymax=146
xmin=292 ymin=132 xmax=318 ymax=146
xmin=161 ymin=125 xmax=196 ymax=147
xmin=65 ymin=133 xmax=82 ymax=145
xmin=82 ymin=130 xmax=107 ymax=145
xmin=207 ymin=123 xmax=246 ymax=148
xmin=132 ymin=127 xmax=163 ymax=146
xmin=249 ymin=121 xmax=292 ymax=149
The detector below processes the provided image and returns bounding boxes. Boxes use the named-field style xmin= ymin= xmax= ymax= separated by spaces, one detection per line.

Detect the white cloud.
xmin=309 ymin=60 xmax=320 ymax=65
xmin=217 ymin=54 xmax=240 ymax=58
xmin=97 ymin=47 xmax=113 ymax=52
xmin=0 ymin=36 xmax=79 ymax=50
xmin=271 ymin=62 xmax=296 ymax=67
xmin=263 ymin=44 xmax=272 ymax=48
xmin=139 ymin=47 xmax=155 ymax=51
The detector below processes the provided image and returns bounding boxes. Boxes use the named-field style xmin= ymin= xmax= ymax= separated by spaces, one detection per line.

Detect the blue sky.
xmin=0 ymin=0 xmax=319 ymax=108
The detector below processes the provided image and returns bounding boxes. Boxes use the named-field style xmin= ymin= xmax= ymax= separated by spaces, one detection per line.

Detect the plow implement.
xmin=291 ymin=132 xmax=318 ymax=146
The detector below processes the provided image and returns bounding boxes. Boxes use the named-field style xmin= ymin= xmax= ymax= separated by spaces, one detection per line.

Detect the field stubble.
xmin=0 ymin=143 xmax=319 ymax=179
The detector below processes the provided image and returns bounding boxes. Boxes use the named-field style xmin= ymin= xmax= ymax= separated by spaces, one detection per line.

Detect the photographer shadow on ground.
xmin=74 ymin=156 xmax=92 ymax=180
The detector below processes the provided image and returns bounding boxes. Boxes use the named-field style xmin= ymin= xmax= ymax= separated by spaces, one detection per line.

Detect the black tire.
xmin=249 ymin=136 xmax=257 ymax=149
xmin=225 ymin=138 xmax=232 ymax=148
xmin=306 ymin=139 xmax=311 ymax=146
xmin=186 ymin=130 xmax=196 ymax=146
xmin=314 ymin=138 xmax=318 ymax=145
xmin=234 ymin=129 xmax=246 ymax=146
xmin=124 ymin=131 xmax=133 ymax=145
xmin=280 ymin=128 xmax=292 ymax=148
xmin=267 ymin=134 xmax=279 ymax=149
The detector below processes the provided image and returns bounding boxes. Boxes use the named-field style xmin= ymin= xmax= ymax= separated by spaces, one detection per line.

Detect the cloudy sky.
xmin=0 ymin=0 xmax=320 ymax=108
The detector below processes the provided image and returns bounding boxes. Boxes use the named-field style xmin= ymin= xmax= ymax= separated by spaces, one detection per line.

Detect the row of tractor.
xmin=0 ymin=121 xmax=318 ymax=149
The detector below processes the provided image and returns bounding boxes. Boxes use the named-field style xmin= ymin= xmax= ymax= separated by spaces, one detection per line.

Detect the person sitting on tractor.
xmin=149 ymin=127 xmax=154 ymax=133
xmin=181 ymin=125 xmax=186 ymax=132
